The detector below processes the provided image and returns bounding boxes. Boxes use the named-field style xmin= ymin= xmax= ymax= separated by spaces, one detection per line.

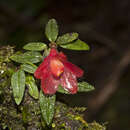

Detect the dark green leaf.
xmin=10 ymin=51 xmax=43 ymax=63
xmin=60 ymin=39 xmax=90 ymax=50
xmin=57 ymin=85 xmax=69 ymax=94
xmin=21 ymin=63 xmax=37 ymax=74
xmin=78 ymin=82 xmax=95 ymax=92
xmin=23 ymin=42 xmax=47 ymax=51
xmin=26 ymin=75 xmax=39 ymax=99
xmin=45 ymin=19 xmax=58 ymax=42
xmin=11 ymin=70 xmax=25 ymax=105
xmin=56 ymin=33 xmax=78 ymax=45
xmin=39 ymin=91 xmax=56 ymax=125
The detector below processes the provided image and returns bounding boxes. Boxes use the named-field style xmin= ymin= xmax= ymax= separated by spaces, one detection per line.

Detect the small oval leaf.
xmin=39 ymin=91 xmax=56 ymax=125
xmin=58 ymin=82 xmax=95 ymax=94
xmin=26 ymin=75 xmax=39 ymax=99
xmin=45 ymin=19 xmax=58 ymax=42
xmin=78 ymin=82 xmax=95 ymax=92
xmin=56 ymin=33 xmax=78 ymax=45
xmin=22 ymin=51 xmax=43 ymax=63
xmin=57 ymin=85 xmax=70 ymax=94
xmin=23 ymin=42 xmax=47 ymax=51
xmin=10 ymin=51 xmax=43 ymax=63
xmin=11 ymin=70 xmax=25 ymax=105
xmin=21 ymin=63 xmax=37 ymax=74
xmin=10 ymin=54 xmax=25 ymax=63
xmin=60 ymin=39 xmax=90 ymax=51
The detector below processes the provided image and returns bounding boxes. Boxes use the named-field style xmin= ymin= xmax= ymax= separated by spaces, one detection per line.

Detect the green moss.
xmin=87 ymin=121 xmax=106 ymax=130
xmin=53 ymin=102 xmax=106 ymax=130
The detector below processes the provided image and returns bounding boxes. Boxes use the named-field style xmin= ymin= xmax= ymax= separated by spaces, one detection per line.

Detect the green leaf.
xmin=21 ymin=63 xmax=37 ymax=74
xmin=11 ymin=70 xmax=25 ymax=105
xmin=10 ymin=51 xmax=43 ymax=63
xmin=23 ymin=42 xmax=47 ymax=51
xmin=57 ymin=85 xmax=69 ymax=94
xmin=60 ymin=39 xmax=90 ymax=51
xmin=56 ymin=33 xmax=78 ymax=45
xmin=45 ymin=19 xmax=58 ymax=42
xmin=26 ymin=75 xmax=39 ymax=99
xmin=57 ymin=82 xmax=94 ymax=94
xmin=39 ymin=91 xmax=56 ymax=125
xmin=78 ymin=82 xmax=95 ymax=92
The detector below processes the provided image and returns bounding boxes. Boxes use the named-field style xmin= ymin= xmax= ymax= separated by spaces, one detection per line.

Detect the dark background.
xmin=0 ymin=0 xmax=130 ymax=129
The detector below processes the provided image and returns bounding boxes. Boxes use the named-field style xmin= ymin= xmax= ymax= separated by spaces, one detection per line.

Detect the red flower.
xmin=34 ymin=49 xmax=83 ymax=94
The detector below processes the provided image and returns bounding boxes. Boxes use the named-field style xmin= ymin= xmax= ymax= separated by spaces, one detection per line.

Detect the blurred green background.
xmin=0 ymin=0 xmax=130 ymax=129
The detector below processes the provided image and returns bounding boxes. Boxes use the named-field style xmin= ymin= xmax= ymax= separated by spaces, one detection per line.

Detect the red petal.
xmin=34 ymin=49 xmax=58 ymax=79
xmin=63 ymin=61 xmax=84 ymax=77
xmin=60 ymin=68 xmax=78 ymax=94
xmin=34 ymin=57 xmax=49 ymax=79
xmin=41 ymin=71 xmax=60 ymax=94
xmin=58 ymin=52 xmax=67 ymax=61
xmin=49 ymin=49 xmax=58 ymax=57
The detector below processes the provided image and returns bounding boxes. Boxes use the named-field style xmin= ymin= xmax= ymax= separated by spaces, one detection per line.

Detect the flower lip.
xmin=50 ymin=58 xmax=64 ymax=78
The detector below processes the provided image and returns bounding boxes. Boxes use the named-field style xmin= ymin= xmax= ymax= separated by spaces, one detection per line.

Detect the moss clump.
xmin=52 ymin=102 xmax=106 ymax=130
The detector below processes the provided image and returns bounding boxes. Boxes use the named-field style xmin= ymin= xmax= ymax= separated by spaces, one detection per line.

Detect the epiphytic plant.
xmin=10 ymin=19 xmax=94 ymax=126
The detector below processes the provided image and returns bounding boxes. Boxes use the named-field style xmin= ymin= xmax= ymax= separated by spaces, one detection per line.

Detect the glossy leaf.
xmin=10 ymin=51 xmax=43 ymax=63
xmin=23 ymin=42 xmax=47 ymax=51
xmin=26 ymin=75 xmax=39 ymax=99
xmin=57 ymin=82 xmax=94 ymax=94
xmin=56 ymin=33 xmax=78 ymax=45
xmin=60 ymin=39 xmax=90 ymax=50
xmin=39 ymin=91 xmax=56 ymax=125
xmin=21 ymin=51 xmax=43 ymax=63
xmin=57 ymin=85 xmax=69 ymax=94
xmin=45 ymin=19 xmax=58 ymax=42
xmin=21 ymin=63 xmax=37 ymax=74
xmin=78 ymin=82 xmax=95 ymax=92
xmin=10 ymin=53 xmax=25 ymax=63
xmin=11 ymin=70 xmax=25 ymax=105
